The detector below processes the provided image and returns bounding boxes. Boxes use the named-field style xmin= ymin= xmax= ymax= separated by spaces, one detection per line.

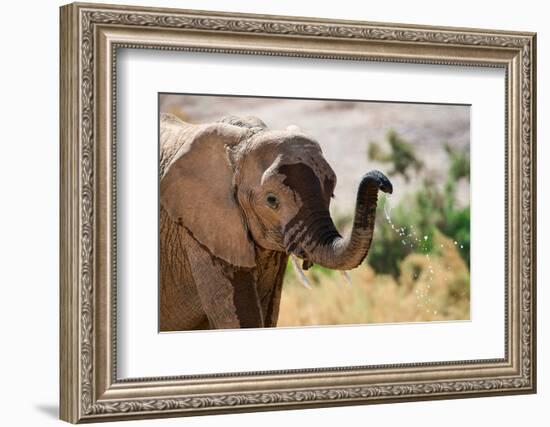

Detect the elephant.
xmin=159 ymin=112 xmax=393 ymax=331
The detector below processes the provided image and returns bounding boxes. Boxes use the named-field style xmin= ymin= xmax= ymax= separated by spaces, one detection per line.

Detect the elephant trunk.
xmin=300 ymin=170 xmax=392 ymax=271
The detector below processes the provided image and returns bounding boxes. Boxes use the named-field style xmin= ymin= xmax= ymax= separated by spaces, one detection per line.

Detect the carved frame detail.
xmin=60 ymin=2 xmax=536 ymax=423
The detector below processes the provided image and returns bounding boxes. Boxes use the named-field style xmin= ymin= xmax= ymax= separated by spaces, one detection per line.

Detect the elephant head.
xmin=160 ymin=112 xmax=392 ymax=274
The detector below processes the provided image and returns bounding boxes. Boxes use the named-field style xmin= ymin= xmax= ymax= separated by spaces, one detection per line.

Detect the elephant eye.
xmin=266 ymin=193 xmax=279 ymax=209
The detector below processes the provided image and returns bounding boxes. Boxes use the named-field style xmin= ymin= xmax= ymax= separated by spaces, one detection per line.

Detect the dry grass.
xmin=277 ymin=231 xmax=470 ymax=327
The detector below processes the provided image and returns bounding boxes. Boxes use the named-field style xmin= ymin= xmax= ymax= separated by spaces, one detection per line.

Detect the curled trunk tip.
xmin=302 ymin=170 xmax=392 ymax=270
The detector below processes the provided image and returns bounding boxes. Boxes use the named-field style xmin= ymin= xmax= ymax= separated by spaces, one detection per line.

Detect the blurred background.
xmin=160 ymin=94 xmax=471 ymax=326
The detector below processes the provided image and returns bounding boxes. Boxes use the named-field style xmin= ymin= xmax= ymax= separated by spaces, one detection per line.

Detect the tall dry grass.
xmin=277 ymin=231 xmax=469 ymax=327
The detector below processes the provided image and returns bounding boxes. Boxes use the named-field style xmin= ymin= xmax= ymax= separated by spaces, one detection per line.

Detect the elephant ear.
xmin=160 ymin=118 xmax=255 ymax=268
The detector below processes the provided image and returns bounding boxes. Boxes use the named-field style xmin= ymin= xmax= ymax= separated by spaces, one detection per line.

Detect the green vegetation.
xmin=366 ymin=130 xmax=470 ymax=276
xmin=279 ymin=233 xmax=470 ymax=327
xmin=368 ymin=129 xmax=423 ymax=181
xmin=278 ymin=129 xmax=471 ymax=327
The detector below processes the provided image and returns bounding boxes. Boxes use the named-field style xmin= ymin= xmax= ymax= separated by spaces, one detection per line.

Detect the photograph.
xmin=159 ymin=94 xmax=471 ymax=332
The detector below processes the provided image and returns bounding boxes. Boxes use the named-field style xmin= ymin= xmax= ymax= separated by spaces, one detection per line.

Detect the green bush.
xmin=366 ymin=130 xmax=470 ymax=276
xmin=368 ymin=130 xmax=423 ymax=181
xmin=367 ymin=196 xmax=435 ymax=277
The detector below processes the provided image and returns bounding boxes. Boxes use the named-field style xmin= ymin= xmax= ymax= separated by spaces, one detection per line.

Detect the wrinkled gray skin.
xmin=159 ymin=113 xmax=392 ymax=331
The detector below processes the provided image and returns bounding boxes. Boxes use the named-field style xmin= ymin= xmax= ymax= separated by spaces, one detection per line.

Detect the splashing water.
xmin=384 ymin=195 xmax=429 ymax=252
xmin=382 ymin=194 xmax=466 ymax=318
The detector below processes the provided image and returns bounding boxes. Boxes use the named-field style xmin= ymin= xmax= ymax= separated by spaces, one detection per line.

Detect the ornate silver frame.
xmin=60 ymin=2 xmax=537 ymax=423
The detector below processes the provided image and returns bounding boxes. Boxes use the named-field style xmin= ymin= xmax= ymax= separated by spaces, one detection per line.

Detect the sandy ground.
xmin=160 ymin=94 xmax=470 ymax=214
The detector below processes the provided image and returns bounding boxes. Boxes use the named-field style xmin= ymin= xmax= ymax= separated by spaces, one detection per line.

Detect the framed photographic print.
xmin=59 ymin=2 xmax=537 ymax=423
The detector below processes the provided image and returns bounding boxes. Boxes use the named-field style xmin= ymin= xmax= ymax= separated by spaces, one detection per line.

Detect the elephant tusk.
xmin=291 ymin=255 xmax=312 ymax=290
xmin=340 ymin=271 xmax=353 ymax=287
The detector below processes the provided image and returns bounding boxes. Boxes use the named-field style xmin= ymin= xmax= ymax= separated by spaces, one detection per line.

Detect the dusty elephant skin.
xmin=159 ymin=113 xmax=392 ymax=331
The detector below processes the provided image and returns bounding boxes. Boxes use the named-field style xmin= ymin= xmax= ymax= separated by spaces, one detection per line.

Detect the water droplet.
xmin=460 ymin=245 xmax=464 ymax=249
xmin=424 ymin=235 xmax=428 ymax=240
xmin=454 ymin=241 xmax=458 ymax=245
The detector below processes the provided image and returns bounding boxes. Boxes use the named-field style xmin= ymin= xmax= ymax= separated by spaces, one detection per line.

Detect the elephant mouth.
xmin=289 ymin=246 xmax=314 ymax=270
